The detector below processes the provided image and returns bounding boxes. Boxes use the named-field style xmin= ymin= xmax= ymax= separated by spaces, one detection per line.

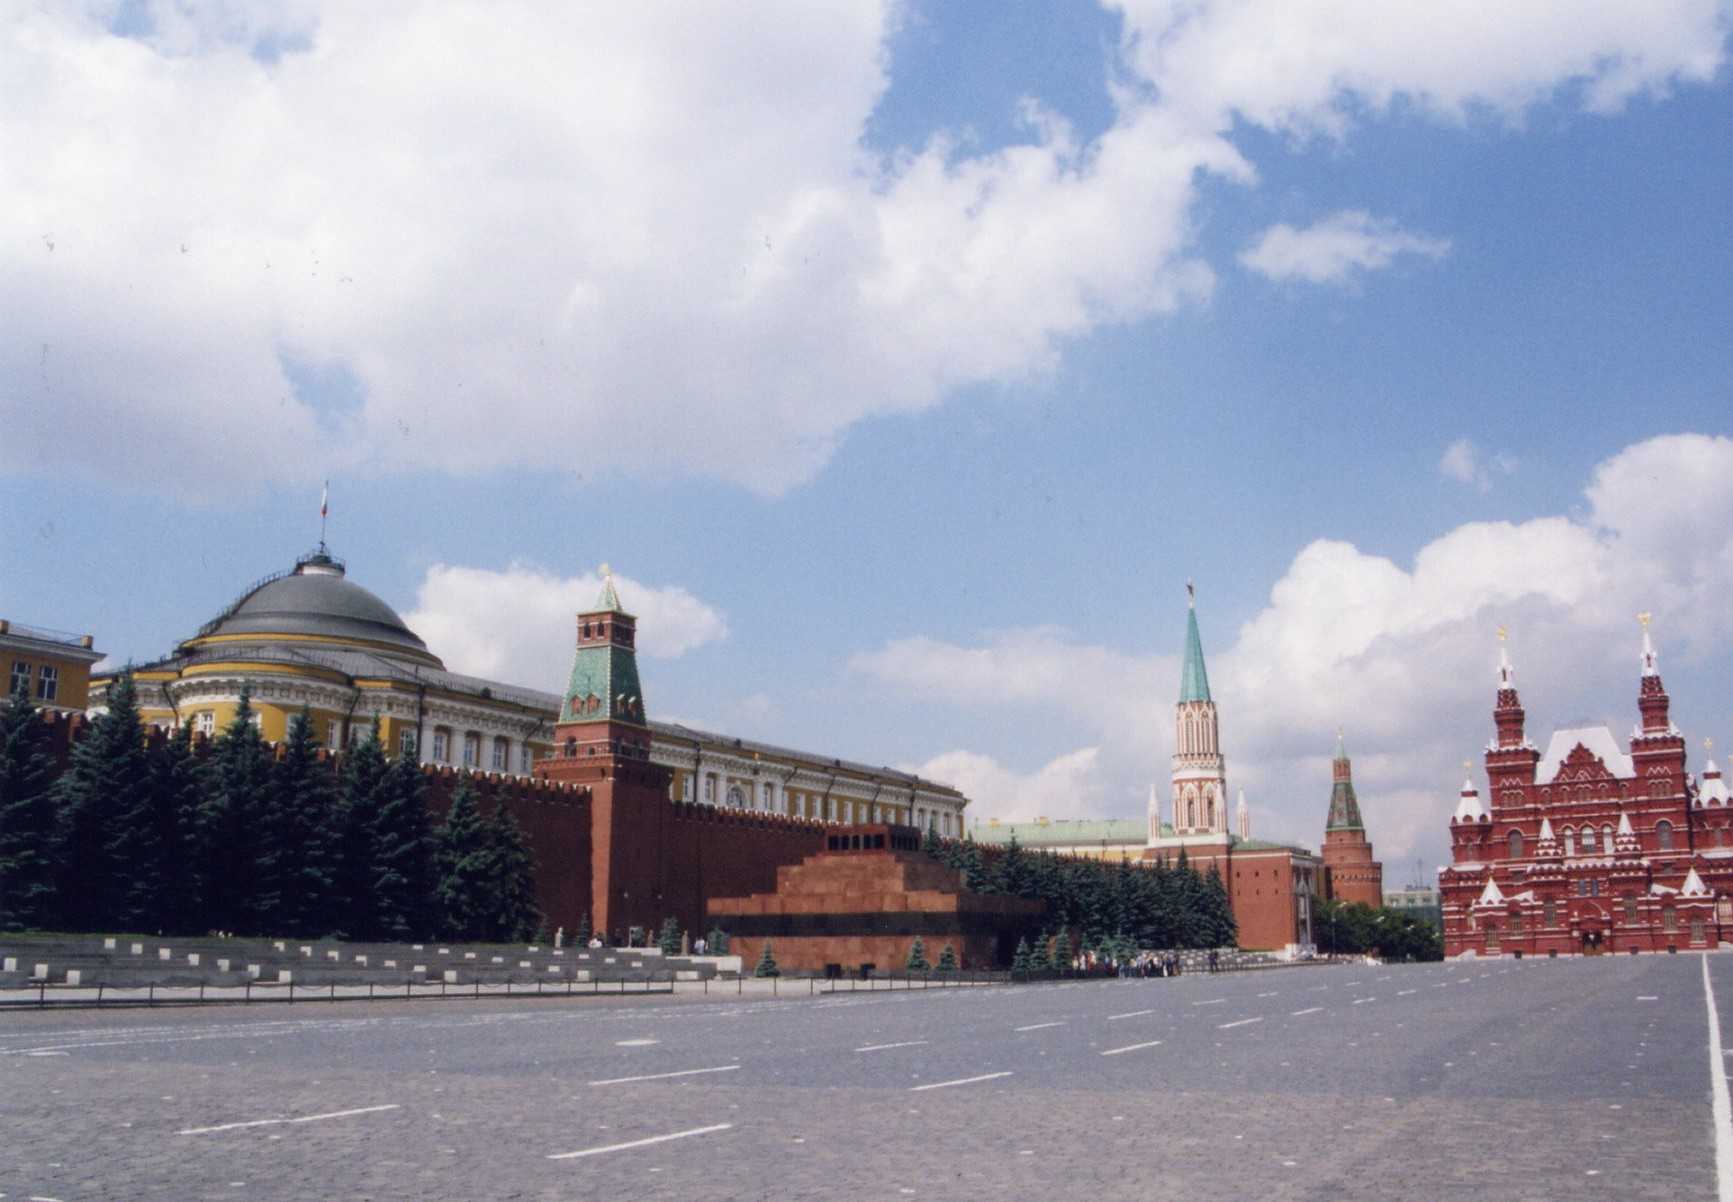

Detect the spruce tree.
xmin=1203 ymin=863 xmax=1237 ymax=949
xmin=1051 ymin=928 xmax=1073 ymax=974
xmin=332 ymin=723 xmax=391 ymax=939
xmin=54 ymin=669 xmax=149 ymax=930
xmin=433 ymin=778 xmax=490 ymax=941
xmin=577 ymin=910 xmax=593 ymax=944
xmin=921 ymin=822 xmax=941 ymax=857
xmin=905 ymin=934 xmax=930 ymax=972
xmin=1010 ymin=936 xmax=1032 ymax=975
xmin=753 ymin=939 xmax=779 ymax=977
xmin=0 ymin=678 xmax=60 ymax=930
xmin=481 ymin=801 xmax=540 ymax=942
xmin=271 ymin=709 xmax=338 ymax=937
xmin=199 ymin=687 xmax=274 ymax=933
xmin=657 ymin=915 xmax=682 ymax=956
xmin=936 ymin=943 xmax=958 ymax=973
xmin=1028 ymin=931 xmax=1052 ymax=974
xmin=373 ymin=747 xmax=435 ymax=939
xmin=146 ymin=722 xmax=207 ymax=934
xmin=706 ymin=925 xmax=729 ymax=955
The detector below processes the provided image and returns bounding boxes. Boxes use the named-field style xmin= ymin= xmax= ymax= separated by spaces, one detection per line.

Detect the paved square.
xmin=4 ymin=956 xmax=1728 ymax=1200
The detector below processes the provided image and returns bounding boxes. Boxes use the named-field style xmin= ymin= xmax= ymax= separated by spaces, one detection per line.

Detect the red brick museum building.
xmin=1440 ymin=623 xmax=1729 ymax=957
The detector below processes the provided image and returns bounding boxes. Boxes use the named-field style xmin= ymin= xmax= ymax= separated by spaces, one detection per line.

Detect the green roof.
xmin=971 ymin=819 xmax=1154 ymax=847
xmin=593 ymin=572 xmax=626 ymax=614
xmin=1179 ymin=604 xmax=1212 ymax=703
xmin=561 ymin=641 xmax=646 ymax=725
xmin=1326 ymin=777 xmax=1364 ymax=832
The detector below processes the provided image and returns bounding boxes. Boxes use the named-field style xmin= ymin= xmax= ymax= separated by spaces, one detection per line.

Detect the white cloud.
xmin=2 ymin=3 xmax=1724 ymax=496
xmin=913 ymin=747 xmax=1113 ymax=824
xmin=1240 ymin=211 xmax=1449 ymax=285
xmin=1438 ymin=438 xmax=1516 ymax=492
xmin=853 ymin=432 xmax=1733 ymax=867
xmin=403 ymin=563 xmax=726 ymax=691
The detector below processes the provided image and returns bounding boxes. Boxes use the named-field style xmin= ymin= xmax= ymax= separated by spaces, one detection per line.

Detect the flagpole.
xmin=319 ymin=481 xmax=329 ymax=553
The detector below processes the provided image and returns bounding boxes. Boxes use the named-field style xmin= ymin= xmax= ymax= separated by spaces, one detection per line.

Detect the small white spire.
xmin=1236 ymin=788 xmax=1250 ymax=840
xmin=1639 ymin=612 xmax=1658 ymax=676
xmin=1496 ymin=625 xmax=1513 ymax=687
xmin=1454 ymin=775 xmax=1485 ymax=822
xmin=1476 ymin=878 xmax=1506 ymax=906
xmin=1682 ymin=867 xmax=1710 ymax=898
xmin=1617 ymin=810 xmax=1635 ymax=836
xmin=1538 ymin=816 xmax=1555 ymax=841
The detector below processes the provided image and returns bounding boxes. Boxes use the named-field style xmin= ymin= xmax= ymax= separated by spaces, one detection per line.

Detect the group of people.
xmin=1071 ymin=948 xmax=1224 ymax=977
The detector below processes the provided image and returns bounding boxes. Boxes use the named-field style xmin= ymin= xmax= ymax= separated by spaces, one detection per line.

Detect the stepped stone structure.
xmin=707 ymin=825 xmax=1044 ymax=973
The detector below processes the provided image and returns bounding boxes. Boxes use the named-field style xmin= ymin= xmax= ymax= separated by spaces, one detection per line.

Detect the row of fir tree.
xmin=0 ymin=674 xmax=541 ymax=942
xmin=923 ymin=826 xmax=1239 ymax=952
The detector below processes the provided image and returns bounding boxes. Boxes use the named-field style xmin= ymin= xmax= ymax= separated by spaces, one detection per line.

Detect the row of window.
xmin=181 ymin=712 xmax=536 ymax=773
xmin=677 ymin=771 xmax=957 ymax=833
xmin=10 ymin=660 xmax=58 ymax=702
xmin=1506 ymin=819 xmax=1675 ymax=859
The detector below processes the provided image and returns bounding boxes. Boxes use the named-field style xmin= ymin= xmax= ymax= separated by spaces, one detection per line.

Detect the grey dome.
xmin=199 ymin=554 xmax=435 ymax=660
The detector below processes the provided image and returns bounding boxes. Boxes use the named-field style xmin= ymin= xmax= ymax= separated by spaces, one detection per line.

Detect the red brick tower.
xmin=535 ymin=567 xmax=672 ymax=940
xmin=1320 ymin=729 xmax=1384 ymax=907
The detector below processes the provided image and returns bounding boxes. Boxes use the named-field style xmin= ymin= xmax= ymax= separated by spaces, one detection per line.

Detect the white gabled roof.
xmin=1651 ymin=883 xmax=1678 ymax=896
xmin=1539 ymin=817 xmax=1555 ymax=840
xmin=1617 ymin=811 xmax=1635 ymax=836
xmin=1700 ymin=760 xmax=1730 ymax=807
xmin=1681 ymin=868 xmax=1711 ymax=898
xmin=1536 ymin=726 xmax=1636 ymax=784
xmin=1454 ymin=780 xmax=1487 ymax=822
xmin=1476 ymin=878 xmax=1506 ymax=907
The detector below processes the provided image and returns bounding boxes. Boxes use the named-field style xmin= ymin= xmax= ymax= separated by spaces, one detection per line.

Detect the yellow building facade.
xmin=2 ymin=618 xmax=104 ymax=714
xmin=90 ymin=550 xmax=968 ymax=834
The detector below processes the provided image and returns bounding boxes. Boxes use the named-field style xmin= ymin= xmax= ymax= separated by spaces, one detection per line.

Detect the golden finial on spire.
xmin=600 ymin=562 xmax=613 ymax=579
xmin=1462 ymin=759 xmax=1472 ymax=774
xmin=1638 ymin=611 xmax=1652 ymax=629
xmin=1707 ymin=737 xmax=1716 ymax=754
xmin=1496 ymin=625 xmax=1507 ymax=642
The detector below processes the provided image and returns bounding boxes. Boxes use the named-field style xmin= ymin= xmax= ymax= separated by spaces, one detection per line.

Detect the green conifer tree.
xmin=706 ymin=926 xmax=729 ymax=955
xmin=657 ymin=915 xmax=682 ymax=955
xmin=1203 ymin=863 xmax=1238 ymax=949
xmin=921 ymin=822 xmax=941 ymax=857
xmin=905 ymin=933 xmax=930 ymax=972
xmin=139 ymin=721 xmax=206 ymax=934
xmin=432 ymin=778 xmax=490 ymax=941
xmin=54 ymin=669 xmax=149 ymax=930
xmin=481 ymin=801 xmax=541 ymax=942
xmin=753 ymin=939 xmax=779 ymax=977
xmin=1051 ymin=928 xmax=1073 ymax=975
xmin=577 ymin=910 xmax=593 ymax=944
xmin=936 ymin=943 xmax=958 ymax=973
xmin=332 ymin=722 xmax=391 ymax=938
xmin=373 ymin=747 xmax=436 ymax=939
xmin=271 ymin=709 xmax=339 ymax=937
xmin=0 ymin=678 xmax=60 ymax=930
xmin=1028 ymin=931 xmax=1052 ymax=974
xmin=1010 ymin=936 xmax=1032 ymax=975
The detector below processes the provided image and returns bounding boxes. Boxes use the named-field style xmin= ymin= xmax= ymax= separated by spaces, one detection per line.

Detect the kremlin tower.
xmin=1319 ymin=730 xmax=1384 ymax=907
xmin=1164 ymin=583 xmax=1229 ymax=840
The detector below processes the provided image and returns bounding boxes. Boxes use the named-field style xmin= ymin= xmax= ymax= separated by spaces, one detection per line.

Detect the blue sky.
xmin=3 ymin=2 xmax=1731 ymax=872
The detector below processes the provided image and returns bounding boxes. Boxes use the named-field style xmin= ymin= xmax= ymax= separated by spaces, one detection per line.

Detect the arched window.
xmin=1562 ymin=827 xmax=1575 ymax=857
xmin=563 ymin=737 xmax=576 ymax=758
xmin=1657 ymin=820 xmax=1675 ymax=851
xmin=1508 ymin=829 xmax=1524 ymax=859
xmin=1579 ymin=825 xmax=1596 ymax=854
xmin=1603 ymin=824 xmax=1614 ymax=851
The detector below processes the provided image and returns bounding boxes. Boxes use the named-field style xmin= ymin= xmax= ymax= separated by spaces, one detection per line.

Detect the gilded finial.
xmin=1496 ymin=625 xmax=1507 ymax=642
xmin=600 ymin=562 xmax=613 ymax=579
xmin=1638 ymin=611 xmax=1652 ymax=629
xmin=1462 ymin=759 xmax=1472 ymax=773
xmin=1707 ymin=737 xmax=1716 ymax=754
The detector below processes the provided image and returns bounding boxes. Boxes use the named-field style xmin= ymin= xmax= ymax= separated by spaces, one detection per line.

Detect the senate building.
xmin=93 ymin=546 xmax=968 ymax=837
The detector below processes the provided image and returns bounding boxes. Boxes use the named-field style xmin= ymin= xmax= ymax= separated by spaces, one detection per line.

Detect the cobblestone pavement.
xmin=2 ymin=955 xmax=1726 ymax=1201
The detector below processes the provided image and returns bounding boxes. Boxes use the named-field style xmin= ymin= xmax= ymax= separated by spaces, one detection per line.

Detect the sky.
xmin=3 ymin=1 xmax=1732 ymax=880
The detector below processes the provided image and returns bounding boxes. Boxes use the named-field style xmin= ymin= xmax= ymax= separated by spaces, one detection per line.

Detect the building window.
xmin=1692 ymin=918 xmax=1706 ymax=943
xmin=563 ymin=737 xmax=575 ymax=758
xmin=492 ymin=737 xmax=508 ymax=770
xmin=400 ymin=728 xmax=418 ymax=759
xmin=762 ymin=781 xmax=773 ymax=808
xmin=726 ymin=784 xmax=745 ymax=808
xmin=1508 ymin=830 xmax=1524 ymax=859
xmin=347 ymin=724 xmax=364 ymax=748
xmin=195 ymin=711 xmax=215 ymax=737
xmin=1603 ymin=824 xmax=1614 ymax=851
xmin=327 ymin=719 xmax=342 ymax=748
xmin=1543 ymin=900 xmax=1557 ymax=926
xmin=521 ymin=744 xmax=533 ymax=773
xmin=1580 ymin=826 xmax=1597 ymax=853
xmin=35 ymin=664 xmax=58 ymax=702
xmin=462 ymin=733 xmax=479 ymax=767
xmin=1577 ymin=879 xmax=1590 ymax=898
xmin=1623 ymin=897 xmax=1639 ymax=923
xmin=1657 ymin=820 xmax=1675 ymax=851
xmin=432 ymin=729 xmax=450 ymax=763
xmin=1563 ymin=829 xmax=1575 ymax=857
xmin=10 ymin=660 xmax=28 ymax=695
xmin=1663 ymin=908 xmax=1678 ymax=933
xmin=1510 ymin=911 xmax=1524 ymax=934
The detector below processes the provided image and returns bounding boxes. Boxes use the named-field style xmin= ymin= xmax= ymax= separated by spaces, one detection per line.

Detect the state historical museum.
xmin=1441 ymin=620 xmax=1730 ymax=957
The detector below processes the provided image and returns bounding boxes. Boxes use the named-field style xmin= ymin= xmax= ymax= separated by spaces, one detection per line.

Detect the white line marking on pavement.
xmin=910 ymin=1072 xmax=1013 ymax=1092
xmin=1192 ymin=999 xmax=1226 ymax=1006
xmin=1218 ymin=1017 xmax=1264 ymax=1030
xmin=1638 ymin=995 xmax=1660 ymax=1002
xmin=1701 ymin=955 xmax=1733 ymax=1202
xmin=590 ymin=1065 xmax=740 ymax=1086
xmin=1397 ymin=989 xmax=1417 ymax=996
xmin=1290 ymin=1007 xmax=1324 ymax=1017
xmin=1257 ymin=991 xmax=1279 ymax=998
xmin=178 ymin=1104 xmax=401 ymax=1136
xmin=856 ymin=1041 xmax=929 ymax=1053
xmin=1352 ymin=998 xmax=1376 ymax=1005
xmin=548 ymin=1122 xmax=734 ymax=1160
xmin=1107 ymin=1009 xmax=1155 ymax=1021
xmin=1015 ymin=1022 xmax=1066 ymax=1032
xmin=615 ymin=1039 xmax=659 ymax=1047
xmin=1101 ymin=1040 xmax=1164 ymax=1057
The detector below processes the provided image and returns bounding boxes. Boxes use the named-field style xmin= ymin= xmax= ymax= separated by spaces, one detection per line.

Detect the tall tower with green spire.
xmin=1161 ymin=582 xmax=1229 ymax=841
